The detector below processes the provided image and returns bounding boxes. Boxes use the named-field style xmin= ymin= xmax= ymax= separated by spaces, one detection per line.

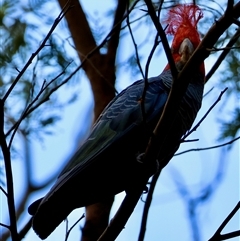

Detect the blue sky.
xmin=0 ymin=1 xmax=239 ymax=241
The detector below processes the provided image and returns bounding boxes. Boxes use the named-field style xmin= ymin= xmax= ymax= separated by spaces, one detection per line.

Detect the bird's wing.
xmin=29 ymin=73 xmax=171 ymax=240
xmin=59 ymin=76 xmax=170 ymax=176
xmin=41 ymin=75 xmax=169 ymax=197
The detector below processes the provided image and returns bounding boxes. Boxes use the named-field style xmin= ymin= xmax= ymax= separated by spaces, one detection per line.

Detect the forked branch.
xmin=208 ymin=201 xmax=240 ymax=241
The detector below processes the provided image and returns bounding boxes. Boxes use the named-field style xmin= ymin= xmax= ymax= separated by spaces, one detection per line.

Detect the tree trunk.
xmin=57 ymin=0 xmax=127 ymax=240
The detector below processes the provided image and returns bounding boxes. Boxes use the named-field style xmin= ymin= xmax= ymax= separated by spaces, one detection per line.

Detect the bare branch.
xmin=141 ymin=33 xmax=161 ymax=123
xmin=182 ymin=88 xmax=228 ymax=141
xmin=207 ymin=46 xmax=240 ymax=51
xmin=206 ymin=28 xmax=240 ymax=82
xmin=226 ymin=0 xmax=234 ymax=15
xmin=0 ymin=100 xmax=18 ymax=240
xmin=0 ymin=185 xmax=8 ymax=196
xmin=138 ymin=171 xmax=161 ymax=241
xmin=126 ymin=2 xmax=144 ymax=79
xmin=107 ymin=0 xmax=129 ymax=62
xmin=0 ymin=222 xmax=10 ymax=230
xmin=18 ymin=218 xmax=33 ymax=240
xmin=65 ymin=214 xmax=85 ymax=241
xmin=6 ymin=62 xmax=71 ymax=142
xmin=144 ymin=0 xmax=178 ymax=80
xmin=58 ymin=0 xmax=99 ymax=63
xmin=5 ymin=1 xmax=140 ymax=139
xmin=209 ymin=201 xmax=240 ymax=241
xmin=175 ymin=136 xmax=240 ymax=156
xmin=2 ymin=1 xmax=71 ymax=102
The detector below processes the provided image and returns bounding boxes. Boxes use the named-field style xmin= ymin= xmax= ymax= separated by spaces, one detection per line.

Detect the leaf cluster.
xmin=0 ymin=0 xmax=80 ymax=144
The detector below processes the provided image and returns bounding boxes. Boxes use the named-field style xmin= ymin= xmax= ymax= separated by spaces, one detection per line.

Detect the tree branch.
xmin=2 ymin=1 xmax=71 ymax=103
xmin=206 ymin=28 xmax=240 ymax=82
xmin=182 ymin=88 xmax=228 ymax=141
xmin=126 ymin=1 xmax=144 ymax=79
xmin=144 ymin=0 xmax=178 ymax=80
xmin=97 ymin=2 xmax=240 ymax=240
xmin=0 ymin=185 xmax=8 ymax=196
xmin=65 ymin=214 xmax=85 ymax=241
xmin=138 ymin=171 xmax=161 ymax=241
xmin=58 ymin=0 xmax=99 ymax=62
xmin=209 ymin=201 xmax=240 ymax=241
xmin=18 ymin=218 xmax=33 ymax=240
xmin=57 ymin=0 xmax=116 ymax=119
xmin=175 ymin=135 xmax=240 ymax=156
xmin=0 ymin=100 xmax=19 ymax=241
xmin=0 ymin=222 xmax=10 ymax=230
xmin=107 ymin=0 xmax=128 ymax=63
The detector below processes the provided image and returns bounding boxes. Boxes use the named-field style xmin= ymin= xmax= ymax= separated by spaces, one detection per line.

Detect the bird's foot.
xmin=136 ymin=153 xmax=160 ymax=174
xmin=136 ymin=152 xmax=145 ymax=163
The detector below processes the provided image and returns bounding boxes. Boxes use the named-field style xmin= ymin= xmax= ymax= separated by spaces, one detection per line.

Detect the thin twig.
xmin=18 ymin=218 xmax=33 ymax=240
xmin=2 ymin=0 xmax=72 ymax=103
xmin=0 ymin=100 xmax=19 ymax=240
xmin=182 ymin=88 xmax=228 ymax=141
xmin=203 ymin=87 xmax=214 ymax=98
xmin=6 ymin=0 xmax=141 ymax=140
xmin=65 ymin=214 xmax=85 ymax=241
xmin=137 ymin=8 xmax=165 ymax=238
xmin=220 ymin=231 xmax=240 ymax=240
xmin=175 ymin=135 xmax=240 ymax=156
xmin=126 ymin=3 xmax=144 ymax=79
xmin=206 ymin=28 xmax=240 ymax=82
xmin=182 ymin=138 xmax=199 ymax=143
xmin=144 ymin=0 xmax=178 ymax=80
xmin=0 ymin=185 xmax=8 ymax=196
xmin=140 ymin=33 xmax=161 ymax=123
xmin=0 ymin=222 xmax=10 ymax=229
xmin=208 ymin=201 xmax=240 ymax=241
xmin=7 ymin=61 xmax=72 ymax=147
xmin=207 ymin=46 xmax=240 ymax=51
xmin=138 ymin=171 xmax=161 ymax=241
xmin=8 ymin=80 xmax=46 ymax=149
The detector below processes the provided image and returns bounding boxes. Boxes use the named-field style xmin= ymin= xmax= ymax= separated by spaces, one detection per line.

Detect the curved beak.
xmin=179 ymin=38 xmax=194 ymax=63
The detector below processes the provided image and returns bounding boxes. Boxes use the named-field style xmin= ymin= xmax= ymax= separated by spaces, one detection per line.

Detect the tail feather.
xmin=31 ymin=195 xmax=77 ymax=239
xmin=28 ymin=198 xmax=43 ymax=215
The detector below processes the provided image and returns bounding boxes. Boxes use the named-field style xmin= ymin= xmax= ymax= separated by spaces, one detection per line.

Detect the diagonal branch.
xmin=126 ymin=2 xmax=144 ymax=79
xmin=206 ymin=28 xmax=240 ymax=82
xmin=107 ymin=0 xmax=129 ymax=63
xmin=57 ymin=0 xmax=126 ymax=119
xmin=144 ymin=0 xmax=178 ymax=80
xmin=2 ymin=1 xmax=71 ymax=103
xmin=138 ymin=171 xmax=161 ymax=241
xmin=65 ymin=214 xmax=85 ymax=241
xmin=209 ymin=201 xmax=240 ymax=241
xmin=0 ymin=185 xmax=8 ymax=196
xmin=58 ymin=0 xmax=99 ymax=62
xmin=0 ymin=100 xmax=19 ymax=241
xmin=175 ymin=135 xmax=240 ymax=156
xmin=182 ymin=87 xmax=228 ymax=141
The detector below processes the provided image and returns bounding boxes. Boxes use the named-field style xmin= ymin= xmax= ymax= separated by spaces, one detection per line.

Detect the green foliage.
xmin=0 ymin=0 xmax=238 ymax=151
xmin=218 ymin=36 xmax=240 ymax=140
xmin=0 ymin=0 xmax=80 ymax=144
xmin=219 ymin=108 xmax=240 ymax=140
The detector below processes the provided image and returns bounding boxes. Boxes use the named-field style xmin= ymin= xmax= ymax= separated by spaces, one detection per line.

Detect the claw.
xmin=136 ymin=153 xmax=145 ymax=163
